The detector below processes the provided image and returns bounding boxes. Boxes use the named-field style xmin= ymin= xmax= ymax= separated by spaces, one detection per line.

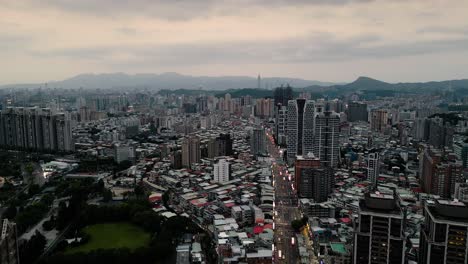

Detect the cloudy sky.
xmin=1 ymin=0 xmax=468 ymax=85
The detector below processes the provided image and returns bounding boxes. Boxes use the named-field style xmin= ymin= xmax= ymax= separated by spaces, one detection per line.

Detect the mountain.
xmin=0 ymin=73 xmax=336 ymax=90
xmin=302 ymin=76 xmax=468 ymax=94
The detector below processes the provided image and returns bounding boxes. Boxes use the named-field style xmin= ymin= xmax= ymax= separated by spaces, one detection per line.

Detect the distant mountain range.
xmin=0 ymin=72 xmax=336 ymax=90
xmin=2 ymin=74 xmax=467 ymax=95
xmin=303 ymin=76 xmax=468 ymax=93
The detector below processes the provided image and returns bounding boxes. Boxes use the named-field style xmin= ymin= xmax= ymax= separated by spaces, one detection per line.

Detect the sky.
xmin=1 ymin=0 xmax=468 ymax=85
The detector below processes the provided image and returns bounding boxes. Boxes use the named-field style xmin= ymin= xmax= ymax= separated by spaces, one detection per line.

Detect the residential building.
xmin=182 ymin=136 xmax=201 ymax=168
xmin=214 ymin=159 xmax=230 ymax=183
xmin=302 ymin=100 xmax=316 ymax=157
xmin=274 ymin=104 xmax=287 ymax=146
xmin=273 ymin=85 xmax=293 ymax=106
xmin=353 ymin=191 xmax=406 ymax=264
xmin=347 ymin=102 xmax=368 ymax=122
xmin=250 ymin=128 xmax=266 ymax=157
xmin=0 ymin=107 xmax=74 ymax=152
xmin=287 ymin=99 xmax=306 ymax=164
xmin=114 ymin=143 xmax=135 ymax=164
xmin=454 ymin=140 xmax=468 ymax=168
xmin=420 ymin=147 xmax=463 ymax=198
xmin=454 ymin=183 xmax=468 ymax=203
xmin=313 ymin=111 xmax=340 ymax=167
xmin=295 ymin=153 xmax=333 ymax=202
xmin=419 ymin=200 xmax=468 ymax=264
xmin=208 ymin=134 xmax=233 ymax=158
xmin=370 ymin=109 xmax=389 ymax=133
xmin=367 ymin=153 xmax=380 ymax=189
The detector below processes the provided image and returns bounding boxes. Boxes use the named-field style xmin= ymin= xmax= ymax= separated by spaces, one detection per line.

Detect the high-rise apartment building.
xmin=250 ymin=128 xmax=266 ymax=156
xmin=367 ymin=153 xmax=380 ymax=189
xmin=313 ymin=111 xmax=340 ymax=167
xmin=419 ymin=199 xmax=468 ymax=264
xmin=295 ymin=153 xmax=333 ymax=202
xmin=0 ymin=107 xmax=73 ymax=152
xmin=287 ymin=99 xmax=306 ymax=164
xmin=182 ymin=136 xmax=201 ymax=168
xmin=302 ymin=100 xmax=316 ymax=157
xmin=0 ymin=219 xmax=19 ymax=264
xmin=353 ymin=191 xmax=406 ymax=264
xmin=255 ymin=98 xmax=274 ymax=119
xmin=454 ymin=183 xmax=468 ymax=203
xmin=347 ymin=102 xmax=368 ymax=122
xmin=274 ymin=105 xmax=287 ymax=146
xmin=273 ymin=85 xmax=293 ymax=106
xmin=213 ymin=159 xmax=230 ymax=183
xmin=453 ymin=140 xmax=468 ymax=169
xmin=427 ymin=117 xmax=455 ymax=148
xmin=207 ymin=134 xmax=233 ymax=158
xmin=370 ymin=109 xmax=389 ymax=133
xmin=420 ymin=146 xmax=463 ymax=198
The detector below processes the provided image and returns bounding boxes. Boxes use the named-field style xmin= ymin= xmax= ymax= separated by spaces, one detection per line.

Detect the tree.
xmin=3 ymin=204 xmax=17 ymax=219
xmin=102 ymin=189 xmax=113 ymax=202
xmin=56 ymin=201 xmax=71 ymax=230
xmin=134 ymin=184 xmax=145 ymax=197
xmin=28 ymin=184 xmax=41 ymax=196
xmin=291 ymin=219 xmax=304 ymax=232
xmin=19 ymin=230 xmax=47 ymax=264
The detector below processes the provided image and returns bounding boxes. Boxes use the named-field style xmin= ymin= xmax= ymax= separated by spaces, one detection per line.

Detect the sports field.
xmin=66 ymin=222 xmax=150 ymax=254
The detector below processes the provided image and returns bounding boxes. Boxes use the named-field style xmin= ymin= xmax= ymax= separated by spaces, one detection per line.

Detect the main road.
xmin=266 ymin=131 xmax=302 ymax=264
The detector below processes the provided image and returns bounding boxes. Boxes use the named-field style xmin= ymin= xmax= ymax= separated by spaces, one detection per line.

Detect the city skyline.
xmin=1 ymin=0 xmax=468 ymax=85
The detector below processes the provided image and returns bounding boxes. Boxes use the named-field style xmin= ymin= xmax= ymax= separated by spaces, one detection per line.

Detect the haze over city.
xmin=1 ymin=1 xmax=468 ymax=264
xmin=2 ymin=0 xmax=468 ymax=85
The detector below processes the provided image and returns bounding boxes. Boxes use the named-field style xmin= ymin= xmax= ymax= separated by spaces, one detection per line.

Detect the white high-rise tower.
xmin=367 ymin=153 xmax=380 ymax=188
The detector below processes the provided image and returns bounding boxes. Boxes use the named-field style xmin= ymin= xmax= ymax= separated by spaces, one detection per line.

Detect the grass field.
xmin=66 ymin=222 xmax=150 ymax=254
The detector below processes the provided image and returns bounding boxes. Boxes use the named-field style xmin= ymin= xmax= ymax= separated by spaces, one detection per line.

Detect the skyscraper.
xmin=207 ymin=133 xmax=233 ymax=158
xmin=295 ymin=153 xmax=333 ymax=202
xmin=420 ymin=146 xmax=463 ymax=198
xmin=353 ymin=191 xmax=406 ymax=264
xmin=213 ymin=159 xmax=230 ymax=183
xmin=287 ymin=99 xmax=306 ymax=164
xmin=182 ymin=136 xmax=201 ymax=168
xmin=302 ymin=100 xmax=316 ymax=157
xmin=454 ymin=140 xmax=468 ymax=169
xmin=257 ymin=74 xmax=261 ymax=89
xmin=250 ymin=128 xmax=266 ymax=156
xmin=313 ymin=111 xmax=340 ymax=167
xmin=367 ymin=153 xmax=380 ymax=189
xmin=0 ymin=107 xmax=74 ymax=152
xmin=273 ymin=85 xmax=293 ymax=106
xmin=274 ymin=104 xmax=287 ymax=146
xmin=347 ymin=102 xmax=368 ymax=122
xmin=0 ymin=219 xmax=19 ymax=264
xmin=419 ymin=199 xmax=468 ymax=264
xmin=370 ymin=109 xmax=388 ymax=133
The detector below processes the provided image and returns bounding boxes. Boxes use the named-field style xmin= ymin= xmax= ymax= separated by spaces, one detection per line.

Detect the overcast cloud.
xmin=1 ymin=0 xmax=468 ymax=84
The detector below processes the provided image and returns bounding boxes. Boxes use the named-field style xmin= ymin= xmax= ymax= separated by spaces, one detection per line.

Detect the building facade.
xmin=419 ymin=200 xmax=468 ymax=264
xmin=0 ymin=107 xmax=74 ymax=152
xmin=182 ymin=136 xmax=201 ymax=168
xmin=353 ymin=192 xmax=406 ymax=264
xmin=313 ymin=111 xmax=340 ymax=168
xmin=347 ymin=102 xmax=368 ymax=122
xmin=367 ymin=153 xmax=380 ymax=189
xmin=214 ymin=159 xmax=230 ymax=183
xmin=420 ymin=147 xmax=463 ymax=198
xmin=250 ymin=128 xmax=266 ymax=157
xmin=295 ymin=154 xmax=333 ymax=203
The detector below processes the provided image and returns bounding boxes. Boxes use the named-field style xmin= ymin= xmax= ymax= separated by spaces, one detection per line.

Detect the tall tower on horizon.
xmin=257 ymin=74 xmax=261 ymax=89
